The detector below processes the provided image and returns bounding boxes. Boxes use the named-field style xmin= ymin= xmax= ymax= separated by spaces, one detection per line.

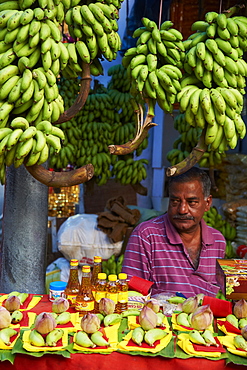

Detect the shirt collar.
xmin=164 ymin=214 xmax=214 ymax=245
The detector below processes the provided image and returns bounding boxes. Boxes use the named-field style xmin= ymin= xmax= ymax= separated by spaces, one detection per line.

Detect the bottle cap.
xmin=94 ymin=256 xmax=102 ymax=263
xmin=108 ymin=274 xmax=117 ymax=281
xmin=49 ymin=281 xmax=67 ymax=291
xmin=118 ymin=273 xmax=127 ymax=280
xmin=70 ymin=259 xmax=79 ymax=266
xmin=98 ymin=273 xmax=106 ymax=280
xmin=82 ymin=265 xmax=91 ymax=273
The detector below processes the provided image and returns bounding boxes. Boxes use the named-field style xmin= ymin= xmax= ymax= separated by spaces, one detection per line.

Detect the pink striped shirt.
xmin=122 ymin=213 xmax=226 ymax=297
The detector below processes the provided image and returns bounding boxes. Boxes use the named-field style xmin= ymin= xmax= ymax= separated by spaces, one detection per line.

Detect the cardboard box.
xmin=216 ymin=259 xmax=247 ymax=300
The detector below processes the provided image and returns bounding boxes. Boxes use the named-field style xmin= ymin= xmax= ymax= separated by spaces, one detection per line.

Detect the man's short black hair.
xmin=168 ymin=167 xmax=212 ymax=198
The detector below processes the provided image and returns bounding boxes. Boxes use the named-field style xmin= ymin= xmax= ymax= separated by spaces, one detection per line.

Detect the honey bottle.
xmin=116 ymin=273 xmax=128 ymax=313
xmin=64 ymin=259 xmax=80 ymax=307
xmin=91 ymin=256 xmax=102 ymax=298
xmin=75 ymin=265 xmax=95 ymax=316
xmin=106 ymin=274 xmax=118 ymax=312
xmin=94 ymin=272 xmax=107 ymax=313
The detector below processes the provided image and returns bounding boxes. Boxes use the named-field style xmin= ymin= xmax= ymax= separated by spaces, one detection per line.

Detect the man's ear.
xmin=205 ymin=195 xmax=212 ymax=211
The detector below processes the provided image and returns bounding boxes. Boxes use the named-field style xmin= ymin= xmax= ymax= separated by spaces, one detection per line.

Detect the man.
xmin=122 ymin=167 xmax=226 ymax=297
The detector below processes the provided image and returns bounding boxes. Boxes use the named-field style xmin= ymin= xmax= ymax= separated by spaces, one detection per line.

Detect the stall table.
xmin=0 ymin=295 xmax=246 ymax=370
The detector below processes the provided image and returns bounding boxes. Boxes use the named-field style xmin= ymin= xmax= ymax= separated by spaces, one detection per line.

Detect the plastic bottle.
xmin=106 ymin=274 xmax=118 ymax=312
xmin=94 ymin=272 xmax=107 ymax=313
xmin=116 ymin=273 xmax=128 ymax=313
xmin=91 ymin=256 xmax=102 ymax=298
xmin=64 ymin=259 xmax=80 ymax=307
xmin=75 ymin=265 xmax=95 ymax=316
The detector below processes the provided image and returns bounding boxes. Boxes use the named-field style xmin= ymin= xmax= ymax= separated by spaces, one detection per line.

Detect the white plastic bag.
xmin=57 ymin=214 xmax=123 ymax=265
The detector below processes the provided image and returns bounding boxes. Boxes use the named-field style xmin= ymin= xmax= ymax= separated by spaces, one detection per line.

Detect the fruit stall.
xmin=1 ymin=290 xmax=247 ymax=369
xmin=1 ymin=0 xmax=247 ymax=368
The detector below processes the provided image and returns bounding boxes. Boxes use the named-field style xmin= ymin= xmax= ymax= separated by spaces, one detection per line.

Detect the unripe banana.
xmin=55 ymin=311 xmax=71 ymax=325
xmin=189 ymin=330 xmax=206 ymax=345
xmin=131 ymin=327 xmax=145 ymax=346
xmin=11 ymin=310 xmax=23 ymax=324
xmin=0 ymin=328 xmax=17 ymax=345
xmin=29 ymin=329 xmax=46 ymax=347
xmin=103 ymin=313 xmax=122 ymax=327
xmin=46 ymin=328 xmax=64 ymax=347
xmin=74 ymin=331 xmax=95 ymax=348
xmin=144 ymin=328 xmax=167 ymax=346
xmin=91 ymin=330 xmax=110 ymax=347
xmin=176 ymin=312 xmax=190 ymax=327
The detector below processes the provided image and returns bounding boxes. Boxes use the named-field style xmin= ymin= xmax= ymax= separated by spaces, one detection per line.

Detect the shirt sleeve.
xmin=121 ymin=223 xmax=152 ymax=281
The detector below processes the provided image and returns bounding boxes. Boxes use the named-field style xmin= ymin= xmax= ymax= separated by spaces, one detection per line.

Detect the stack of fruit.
xmin=167 ymin=11 xmax=247 ymax=168
xmin=203 ymin=206 xmax=237 ymax=258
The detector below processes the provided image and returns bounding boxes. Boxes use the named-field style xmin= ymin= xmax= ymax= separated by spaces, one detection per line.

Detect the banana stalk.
xmin=108 ymin=101 xmax=157 ymax=155
xmin=166 ymin=132 xmax=207 ymax=177
xmin=25 ymin=163 xmax=94 ymax=187
xmin=53 ymin=62 xmax=91 ymax=125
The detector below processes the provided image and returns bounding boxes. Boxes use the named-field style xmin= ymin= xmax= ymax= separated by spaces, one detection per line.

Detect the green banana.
xmin=144 ymin=328 xmax=167 ymax=346
xmin=91 ymin=330 xmax=110 ymax=347
xmin=189 ymin=330 xmax=206 ymax=345
xmin=29 ymin=329 xmax=46 ymax=347
xmin=46 ymin=328 xmax=64 ymax=346
xmin=131 ymin=327 xmax=144 ymax=346
xmin=74 ymin=331 xmax=95 ymax=348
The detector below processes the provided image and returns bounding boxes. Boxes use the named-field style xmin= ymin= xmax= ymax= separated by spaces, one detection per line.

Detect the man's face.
xmin=167 ymin=179 xmax=212 ymax=233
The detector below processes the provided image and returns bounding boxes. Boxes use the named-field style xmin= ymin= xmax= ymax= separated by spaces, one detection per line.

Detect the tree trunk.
xmin=0 ymin=164 xmax=48 ymax=294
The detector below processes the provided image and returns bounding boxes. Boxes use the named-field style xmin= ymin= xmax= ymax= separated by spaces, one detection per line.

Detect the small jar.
xmin=49 ymin=281 xmax=67 ymax=302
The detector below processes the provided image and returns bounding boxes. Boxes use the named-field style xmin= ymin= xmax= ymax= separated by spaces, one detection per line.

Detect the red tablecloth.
xmin=0 ymin=295 xmax=246 ymax=370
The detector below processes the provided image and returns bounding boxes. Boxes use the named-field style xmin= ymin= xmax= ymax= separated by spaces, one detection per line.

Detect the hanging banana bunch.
xmin=109 ymin=17 xmax=185 ymax=156
xmin=0 ymin=0 xmax=125 ymax=185
xmin=167 ymin=8 xmax=247 ymax=176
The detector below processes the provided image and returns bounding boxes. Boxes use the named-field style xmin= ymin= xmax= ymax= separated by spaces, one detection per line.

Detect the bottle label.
xmin=106 ymin=292 xmax=118 ymax=304
xmin=95 ymin=291 xmax=106 ymax=302
xmin=118 ymin=291 xmax=128 ymax=303
xmin=66 ymin=294 xmax=77 ymax=306
xmin=75 ymin=300 xmax=94 ymax=312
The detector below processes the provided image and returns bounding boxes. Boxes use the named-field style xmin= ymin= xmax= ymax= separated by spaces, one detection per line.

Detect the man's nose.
xmin=178 ymin=201 xmax=188 ymax=214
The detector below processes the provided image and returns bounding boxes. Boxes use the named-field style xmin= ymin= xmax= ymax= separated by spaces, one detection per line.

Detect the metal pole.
xmin=0 ymin=164 xmax=48 ymax=294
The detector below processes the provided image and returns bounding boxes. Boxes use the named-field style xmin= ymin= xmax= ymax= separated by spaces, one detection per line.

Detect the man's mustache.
xmin=173 ymin=215 xmax=194 ymax=220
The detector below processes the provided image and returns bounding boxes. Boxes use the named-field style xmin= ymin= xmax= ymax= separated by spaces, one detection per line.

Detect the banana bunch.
xmin=166 ymin=113 xmax=202 ymax=166
xmin=122 ymin=17 xmax=184 ymax=113
xmin=112 ymin=157 xmax=148 ymax=185
xmin=28 ymin=328 xmax=64 ymax=347
xmin=108 ymin=63 xmax=131 ymax=92
xmin=203 ymin=206 xmax=237 ymax=258
xmin=102 ymin=253 xmax=124 ymax=276
xmin=0 ymin=118 xmax=64 ymax=173
xmin=176 ymin=12 xmax=247 ymax=163
xmin=64 ymin=1 xmax=122 ymax=64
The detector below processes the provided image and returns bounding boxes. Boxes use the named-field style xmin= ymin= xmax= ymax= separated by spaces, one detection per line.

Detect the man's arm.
xmin=121 ymin=224 xmax=152 ymax=280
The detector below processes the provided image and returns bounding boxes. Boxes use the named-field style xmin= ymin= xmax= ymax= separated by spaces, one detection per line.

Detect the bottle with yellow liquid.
xmin=91 ymin=256 xmax=102 ymax=298
xmin=64 ymin=259 xmax=80 ymax=307
xmin=116 ymin=273 xmax=128 ymax=313
xmin=75 ymin=265 xmax=95 ymax=316
xmin=94 ymin=272 xmax=107 ymax=313
xmin=106 ymin=274 xmax=118 ymax=312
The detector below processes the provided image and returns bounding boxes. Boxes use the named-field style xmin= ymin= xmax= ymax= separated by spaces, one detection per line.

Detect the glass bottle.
xmin=64 ymin=259 xmax=80 ymax=307
xmin=106 ymin=274 xmax=118 ymax=312
xmin=75 ymin=265 xmax=95 ymax=316
xmin=116 ymin=273 xmax=128 ymax=313
xmin=91 ymin=256 xmax=102 ymax=298
xmin=94 ymin=272 xmax=107 ymax=313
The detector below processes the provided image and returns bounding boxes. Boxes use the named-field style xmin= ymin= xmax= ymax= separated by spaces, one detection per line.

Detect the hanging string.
xmin=219 ymin=0 xmax=223 ymax=14
xmin=158 ymin=0 xmax=163 ymax=29
xmin=126 ymin=0 xmax=130 ymax=49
